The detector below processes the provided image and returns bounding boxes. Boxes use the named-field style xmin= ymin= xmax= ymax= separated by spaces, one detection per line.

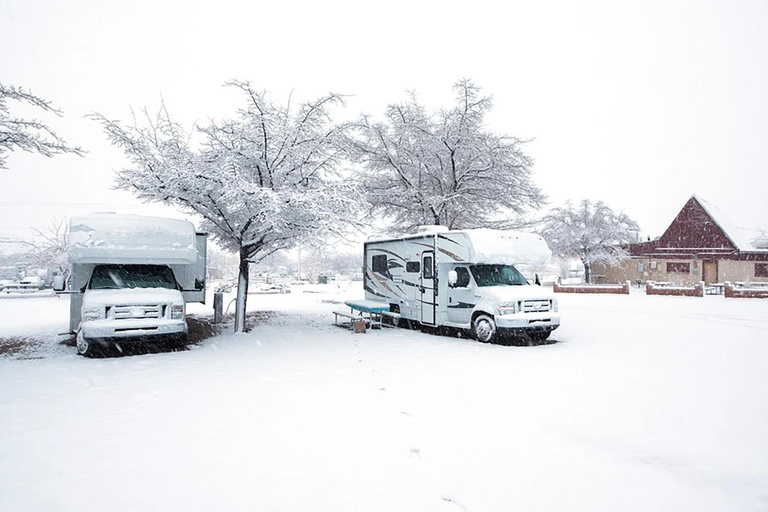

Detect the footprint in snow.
xmin=441 ymin=494 xmax=469 ymax=511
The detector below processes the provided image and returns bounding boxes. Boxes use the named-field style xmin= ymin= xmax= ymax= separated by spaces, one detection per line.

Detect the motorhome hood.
xmin=83 ymin=288 xmax=184 ymax=307
xmin=478 ymin=285 xmax=554 ymax=303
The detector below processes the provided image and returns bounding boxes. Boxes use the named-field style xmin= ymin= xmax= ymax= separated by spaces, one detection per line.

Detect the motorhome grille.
xmin=522 ymin=300 xmax=551 ymax=313
xmin=112 ymin=305 xmax=162 ymax=320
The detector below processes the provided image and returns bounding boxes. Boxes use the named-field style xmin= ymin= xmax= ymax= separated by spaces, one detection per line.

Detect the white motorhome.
xmin=58 ymin=214 xmax=207 ymax=356
xmin=363 ymin=227 xmax=560 ymax=343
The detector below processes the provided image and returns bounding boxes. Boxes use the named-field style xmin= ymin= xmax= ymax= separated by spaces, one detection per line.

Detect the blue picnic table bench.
xmin=333 ymin=299 xmax=400 ymax=329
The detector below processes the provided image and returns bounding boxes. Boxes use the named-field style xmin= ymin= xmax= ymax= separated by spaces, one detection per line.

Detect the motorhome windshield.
xmin=469 ymin=264 xmax=528 ymax=287
xmin=89 ymin=265 xmax=178 ymax=290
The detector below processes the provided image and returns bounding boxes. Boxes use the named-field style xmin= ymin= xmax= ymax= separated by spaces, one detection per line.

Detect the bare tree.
xmin=351 ymin=79 xmax=544 ymax=234
xmin=0 ymin=84 xmax=84 ymax=169
xmin=0 ymin=217 xmax=69 ymax=274
xmin=91 ymin=82 xmax=361 ymax=332
xmin=540 ymin=200 xmax=639 ymax=283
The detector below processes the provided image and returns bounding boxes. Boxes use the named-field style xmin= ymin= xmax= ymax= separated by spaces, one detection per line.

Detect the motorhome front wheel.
xmin=76 ymin=330 xmax=99 ymax=358
xmin=473 ymin=314 xmax=496 ymax=343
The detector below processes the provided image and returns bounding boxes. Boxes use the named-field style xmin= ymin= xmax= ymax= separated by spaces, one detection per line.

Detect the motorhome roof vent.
xmin=416 ymin=225 xmax=449 ymax=234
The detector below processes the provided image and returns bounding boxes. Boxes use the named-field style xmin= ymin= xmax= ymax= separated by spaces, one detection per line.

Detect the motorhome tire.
xmin=76 ymin=330 xmax=100 ymax=357
xmin=473 ymin=314 xmax=496 ymax=343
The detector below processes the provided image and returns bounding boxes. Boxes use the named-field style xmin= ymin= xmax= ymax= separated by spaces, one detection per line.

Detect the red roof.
xmin=627 ymin=195 xmax=768 ymax=260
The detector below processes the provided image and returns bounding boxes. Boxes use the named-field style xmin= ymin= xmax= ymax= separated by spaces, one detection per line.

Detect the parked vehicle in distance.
xmin=363 ymin=226 xmax=560 ymax=343
xmin=56 ymin=214 xmax=207 ymax=357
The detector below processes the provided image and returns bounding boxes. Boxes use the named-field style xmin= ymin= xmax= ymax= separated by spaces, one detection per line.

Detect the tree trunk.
xmin=583 ymin=260 xmax=591 ymax=284
xmin=235 ymin=249 xmax=250 ymax=333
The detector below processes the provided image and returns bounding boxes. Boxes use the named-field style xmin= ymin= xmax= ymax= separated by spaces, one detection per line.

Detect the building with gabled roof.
xmin=593 ymin=195 xmax=768 ymax=285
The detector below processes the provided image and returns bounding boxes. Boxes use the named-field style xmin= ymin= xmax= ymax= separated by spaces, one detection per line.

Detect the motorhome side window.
xmin=451 ymin=267 xmax=470 ymax=288
xmin=406 ymin=261 xmax=420 ymax=273
xmin=423 ymin=256 xmax=433 ymax=279
xmin=372 ymin=255 xmax=388 ymax=274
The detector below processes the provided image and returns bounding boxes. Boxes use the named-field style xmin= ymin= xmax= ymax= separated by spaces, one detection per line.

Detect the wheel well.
xmin=471 ymin=311 xmax=494 ymax=323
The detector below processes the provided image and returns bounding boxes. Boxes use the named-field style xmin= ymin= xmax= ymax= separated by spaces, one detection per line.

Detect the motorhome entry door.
xmin=421 ymin=251 xmax=436 ymax=325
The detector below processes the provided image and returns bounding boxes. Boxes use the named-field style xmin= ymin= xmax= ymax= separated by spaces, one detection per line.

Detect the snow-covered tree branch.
xmin=540 ymin=200 xmax=640 ymax=283
xmin=350 ymin=79 xmax=545 ymax=234
xmin=91 ymin=83 xmax=361 ymax=332
xmin=0 ymin=84 xmax=84 ymax=169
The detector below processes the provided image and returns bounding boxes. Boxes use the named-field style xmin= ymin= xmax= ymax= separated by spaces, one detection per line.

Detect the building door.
xmin=420 ymin=251 xmax=435 ymax=325
xmin=703 ymin=260 xmax=718 ymax=284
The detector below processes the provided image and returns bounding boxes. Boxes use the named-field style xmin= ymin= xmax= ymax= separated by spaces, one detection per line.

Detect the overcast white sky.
xmin=1 ymin=0 xmax=767 ymax=245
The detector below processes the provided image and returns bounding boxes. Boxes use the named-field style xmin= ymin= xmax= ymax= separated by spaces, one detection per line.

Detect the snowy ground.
xmin=1 ymin=284 xmax=767 ymax=511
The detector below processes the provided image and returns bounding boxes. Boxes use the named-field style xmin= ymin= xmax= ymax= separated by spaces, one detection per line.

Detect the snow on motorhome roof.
xmin=69 ymin=214 xmax=198 ymax=265
xmin=465 ymin=229 xmax=552 ymax=266
xmin=367 ymin=228 xmax=552 ymax=266
xmin=694 ymin=195 xmax=763 ymax=252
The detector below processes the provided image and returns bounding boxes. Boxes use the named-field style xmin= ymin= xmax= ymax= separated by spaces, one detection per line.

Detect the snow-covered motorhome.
xmin=58 ymin=214 xmax=207 ymax=356
xmin=364 ymin=227 xmax=560 ymax=342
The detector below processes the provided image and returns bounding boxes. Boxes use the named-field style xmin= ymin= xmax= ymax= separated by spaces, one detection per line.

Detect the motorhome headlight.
xmin=553 ymin=298 xmax=559 ymax=312
xmin=497 ymin=302 xmax=516 ymax=315
xmin=82 ymin=306 xmax=104 ymax=322
xmin=170 ymin=304 xmax=185 ymax=320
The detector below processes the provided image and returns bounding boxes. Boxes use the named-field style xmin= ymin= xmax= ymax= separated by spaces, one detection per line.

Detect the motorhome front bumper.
xmin=81 ymin=318 xmax=187 ymax=341
xmin=495 ymin=313 xmax=561 ymax=331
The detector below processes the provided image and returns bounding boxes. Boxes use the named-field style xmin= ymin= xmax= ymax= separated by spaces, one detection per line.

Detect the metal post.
xmin=213 ymin=292 xmax=224 ymax=324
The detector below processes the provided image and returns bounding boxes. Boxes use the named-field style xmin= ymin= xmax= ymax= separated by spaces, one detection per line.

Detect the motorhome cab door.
xmin=421 ymin=251 xmax=436 ymax=325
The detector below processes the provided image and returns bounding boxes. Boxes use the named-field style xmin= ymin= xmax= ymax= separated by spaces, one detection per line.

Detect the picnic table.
xmin=706 ymin=283 xmax=725 ymax=295
xmin=333 ymin=299 xmax=400 ymax=329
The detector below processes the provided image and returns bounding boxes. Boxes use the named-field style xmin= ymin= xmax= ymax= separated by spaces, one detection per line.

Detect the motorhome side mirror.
xmin=52 ymin=274 xmax=66 ymax=292
xmin=195 ymin=278 xmax=205 ymax=291
xmin=535 ymin=273 xmax=542 ymax=286
xmin=448 ymin=270 xmax=458 ymax=286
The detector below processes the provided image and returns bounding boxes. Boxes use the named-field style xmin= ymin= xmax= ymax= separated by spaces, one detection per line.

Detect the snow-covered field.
xmin=1 ymin=284 xmax=767 ymax=511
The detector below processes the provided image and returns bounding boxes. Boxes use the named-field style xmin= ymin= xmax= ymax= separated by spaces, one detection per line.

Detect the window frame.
xmin=422 ymin=256 xmax=434 ymax=279
xmin=666 ymin=262 xmax=691 ymax=274
xmin=450 ymin=267 xmax=471 ymax=288
xmin=371 ymin=254 xmax=388 ymax=274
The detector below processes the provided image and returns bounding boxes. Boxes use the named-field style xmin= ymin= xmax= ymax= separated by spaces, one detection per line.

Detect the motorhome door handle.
xmin=419 ymin=286 xmax=425 ymax=293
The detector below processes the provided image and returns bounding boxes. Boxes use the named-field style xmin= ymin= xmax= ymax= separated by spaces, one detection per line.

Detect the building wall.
xmin=719 ymin=260 xmax=768 ymax=283
xmin=592 ymin=259 xmax=641 ymax=284
xmin=593 ymin=258 xmax=768 ymax=285
xmin=593 ymin=259 xmax=701 ymax=285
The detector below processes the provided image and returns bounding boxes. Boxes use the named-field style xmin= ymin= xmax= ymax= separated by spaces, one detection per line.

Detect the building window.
xmin=406 ymin=261 xmax=420 ymax=273
xmin=372 ymin=255 xmax=387 ymax=274
xmin=666 ymin=262 xmax=690 ymax=273
xmin=756 ymin=263 xmax=768 ymax=278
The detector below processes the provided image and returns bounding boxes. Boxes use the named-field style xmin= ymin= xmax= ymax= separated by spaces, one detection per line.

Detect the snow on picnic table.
xmin=1 ymin=284 xmax=768 ymax=511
